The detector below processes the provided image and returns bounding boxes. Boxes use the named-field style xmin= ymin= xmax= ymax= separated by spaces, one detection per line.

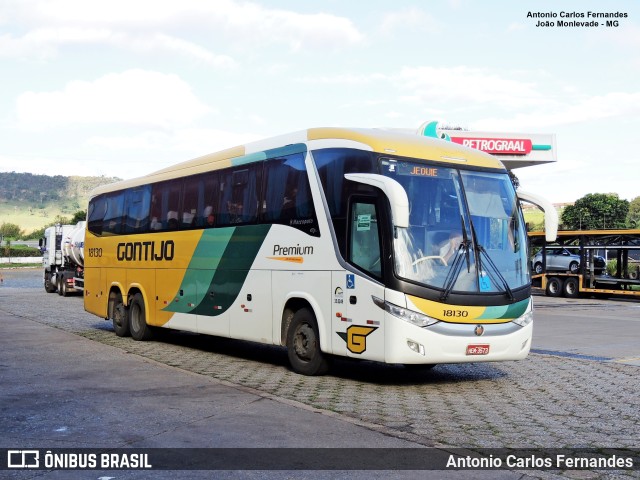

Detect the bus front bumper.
xmin=384 ymin=313 xmax=532 ymax=365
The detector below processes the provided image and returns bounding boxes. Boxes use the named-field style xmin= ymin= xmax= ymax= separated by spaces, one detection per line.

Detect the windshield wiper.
xmin=440 ymin=216 xmax=472 ymax=302
xmin=470 ymin=222 xmax=515 ymax=302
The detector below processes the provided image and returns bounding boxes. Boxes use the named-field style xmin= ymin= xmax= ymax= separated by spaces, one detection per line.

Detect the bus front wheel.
xmin=129 ymin=293 xmax=153 ymax=341
xmin=286 ymin=307 xmax=329 ymax=376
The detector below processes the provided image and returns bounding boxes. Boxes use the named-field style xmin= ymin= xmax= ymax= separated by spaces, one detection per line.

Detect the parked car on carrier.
xmin=531 ymin=248 xmax=606 ymax=274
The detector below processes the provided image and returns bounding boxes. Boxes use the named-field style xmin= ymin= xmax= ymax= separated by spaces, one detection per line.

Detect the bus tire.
xmin=546 ymin=277 xmax=563 ymax=297
xmin=286 ymin=307 xmax=329 ymax=376
xmin=129 ymin=293 xmax=153 ymax=341
xmin=563 ymin=277 xmax=579 ymax=298
xmin=109 ymin=291 xmax=129 ymax=337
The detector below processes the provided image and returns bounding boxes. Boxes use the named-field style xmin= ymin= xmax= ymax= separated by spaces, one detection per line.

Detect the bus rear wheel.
xmin=546 ymin=277 xmax=563 ymax=297
xmin=286 ymin=307 xmax=329 ymax=376
xmin=109 ymin=291 xmax=129 ymax=337
xmin=129 ymin=293 xmax=153 ymax=341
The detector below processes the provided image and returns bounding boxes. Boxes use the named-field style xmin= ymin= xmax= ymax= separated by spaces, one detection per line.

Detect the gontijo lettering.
xmin=117 ymin=240 xmax=175 ymax=261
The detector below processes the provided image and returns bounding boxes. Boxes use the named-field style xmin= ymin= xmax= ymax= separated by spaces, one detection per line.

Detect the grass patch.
xmin=523 ymin=209 xmax=545 ymax=231
xmin=0 ymin=263 xmax=42 ymax=268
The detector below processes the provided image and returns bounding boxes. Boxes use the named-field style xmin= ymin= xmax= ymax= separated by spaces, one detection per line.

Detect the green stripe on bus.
xmin=477 ymin=298 xmax=529 ymax=320
xmin=230 ymin=144 xmax=308 ymax=167
xmin=231 ymin=152 xmax=266 ymax=166
xmin=163 ymin=225 xmax=271 ymax=316
xmin=193 ymin=224 xmax=272 ymax=316
xmin=163 ymin=228 xmax=235 ymax=315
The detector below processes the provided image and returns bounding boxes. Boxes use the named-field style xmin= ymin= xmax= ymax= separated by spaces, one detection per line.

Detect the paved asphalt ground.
xmin=0 ymin=268 xmax=638 ymax=479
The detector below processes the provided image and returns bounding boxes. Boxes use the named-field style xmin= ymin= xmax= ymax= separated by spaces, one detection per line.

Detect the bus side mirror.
xmin=517 ymin=189 xmax=558 ymax=242
xmin=344 ymin=173 xmax=409 ymax=228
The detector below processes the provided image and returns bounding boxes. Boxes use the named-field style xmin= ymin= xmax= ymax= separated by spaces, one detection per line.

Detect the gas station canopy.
xmin=417 ymin=121 xmax=557 ymax=170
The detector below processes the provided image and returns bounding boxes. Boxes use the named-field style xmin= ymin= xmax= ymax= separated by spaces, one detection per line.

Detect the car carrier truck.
xmin=529 ymin=229 xmax=640 ymax=299
xmin=40 ymin=222 xmax=85 ymax=296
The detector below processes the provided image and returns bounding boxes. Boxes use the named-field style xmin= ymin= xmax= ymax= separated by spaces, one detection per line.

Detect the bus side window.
xmin=218 ymin=166 xmax=260 ymax=226
xmin=88 ymin=195 xmax=107 ymax=236
xmin=182 ymin=175 xmax=202 ymax=229
xmin=202 ymin=173 xmax=219 ymax=228
xmin=263 ymin=154 xmax=318 ymax=235
xmin=103 ymin=192 xmax=125 ymax=235
xmin=312 ymin=148 xmax=376 ymax=253
xmin=166 ymin=180 xmax=182 ymax=230
xmin=149 ymin=179 xmax=183 ymax=231
xmin=124 ymin=186 xmax=151 ymax=234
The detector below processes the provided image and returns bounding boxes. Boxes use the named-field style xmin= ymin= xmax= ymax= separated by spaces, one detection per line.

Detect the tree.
xmin=628 ymin=196 xmax=640 ymax=228
xmin=70 ymin=210 xmax=87 ymax=224
xmin=508 ymin=170 xmax=520 ymax=190
xmin=0 ymin=222 xmax=22 ymax=240
xmin=561 ymin=193 xmax=629 ymax=230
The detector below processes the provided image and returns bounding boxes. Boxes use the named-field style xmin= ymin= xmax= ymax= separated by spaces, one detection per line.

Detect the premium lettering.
xmin=273 ymin=244 xmax=314 ymax=256
xmin=117 ymin=240 xmax=175 ymax=261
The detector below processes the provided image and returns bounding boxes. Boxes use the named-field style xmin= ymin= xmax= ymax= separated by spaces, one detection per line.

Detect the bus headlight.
xmin=373 ymin=296 xmax=439 ymax=327
xmin=512 ymin=308 xmax=533 ymax=327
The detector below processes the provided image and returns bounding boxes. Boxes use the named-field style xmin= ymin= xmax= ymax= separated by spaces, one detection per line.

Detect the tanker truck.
xmin=40 ymin=221 xmax=85 ymax=296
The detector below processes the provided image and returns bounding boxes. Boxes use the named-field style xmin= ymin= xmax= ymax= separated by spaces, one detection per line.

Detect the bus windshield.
xmin=381 ymin=158 xmax=529 ymax=295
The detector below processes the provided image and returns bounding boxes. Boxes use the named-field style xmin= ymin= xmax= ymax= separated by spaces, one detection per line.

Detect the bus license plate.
xmin=466 ymin=344 xmax=490 ymax=356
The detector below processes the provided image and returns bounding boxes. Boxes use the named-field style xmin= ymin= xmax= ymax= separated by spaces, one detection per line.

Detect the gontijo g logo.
xmin=337 ymin=325 xmax=378 ymax=354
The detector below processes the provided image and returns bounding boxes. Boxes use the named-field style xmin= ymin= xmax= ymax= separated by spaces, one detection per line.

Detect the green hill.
xmin=0 ymin=172 xmax=120 ymax=235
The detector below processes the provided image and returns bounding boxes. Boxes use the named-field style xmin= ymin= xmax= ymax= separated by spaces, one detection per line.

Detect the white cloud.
xmin=473 ymin=92 xmax=640 ymax=130
xmin=220 ymin=2 xmax=363 ymax=51
xmin=8 ymin=0 xmax=364 ymax=52
xmin=394 ymin=66 xmax=548 ymax=109
xmin=0 ymin=27 xmax=237 ymax=67
xmin=296 ymin=73 xmax=385 ymax=85
xmin=380 ymin=7 xmax=441 ymax=34
xmin=299 ymin=66 xmax=553 ymax=111
xmin=86 ymin=128 xmax=262 ymax=156
xmin=16 ymin=69 xmax=212 ymax=129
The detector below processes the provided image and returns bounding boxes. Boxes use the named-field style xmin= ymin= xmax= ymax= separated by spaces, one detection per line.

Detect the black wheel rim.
xmin=293 ymin=324 xmax=315 ymax=361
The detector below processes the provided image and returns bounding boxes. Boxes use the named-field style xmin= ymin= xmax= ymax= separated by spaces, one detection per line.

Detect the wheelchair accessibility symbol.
xmin=346 ymin=274 xmax=355 ymax=289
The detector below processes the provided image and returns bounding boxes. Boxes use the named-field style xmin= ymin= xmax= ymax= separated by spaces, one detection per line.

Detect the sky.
xmin=1 ymin=0 xmax=639 ymax=204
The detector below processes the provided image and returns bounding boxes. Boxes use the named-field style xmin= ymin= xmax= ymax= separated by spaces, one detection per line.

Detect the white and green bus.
xmin=84 ymin=127 xmax=557 ymax=375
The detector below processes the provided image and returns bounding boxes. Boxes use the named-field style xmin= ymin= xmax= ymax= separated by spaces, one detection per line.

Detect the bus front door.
xmin=340 ymin=199 xmax=386 ymax=362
